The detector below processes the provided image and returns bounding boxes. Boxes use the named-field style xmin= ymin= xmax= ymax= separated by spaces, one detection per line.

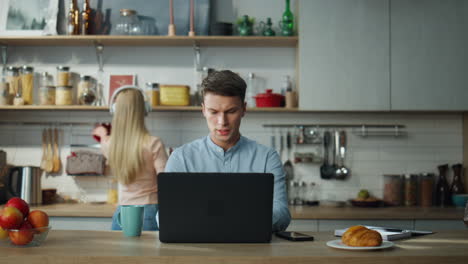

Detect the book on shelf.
xmin=334 ymin=226 xmax=433 ymax=241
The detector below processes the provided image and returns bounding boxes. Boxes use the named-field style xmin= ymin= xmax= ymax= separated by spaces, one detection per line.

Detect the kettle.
xmin=7 ymin=166 xmax=43 ymax=205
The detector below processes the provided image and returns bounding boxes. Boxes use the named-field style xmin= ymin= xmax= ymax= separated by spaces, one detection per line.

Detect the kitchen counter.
xmin=26 ymin=203 xmax=465 ymax=220
xmin=0 ymin=230 xmax=466 ymax=264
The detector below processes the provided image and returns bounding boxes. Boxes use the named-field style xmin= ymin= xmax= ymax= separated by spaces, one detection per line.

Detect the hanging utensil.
xmin=279 ymin=130 xmax=284 ymax=162
xmin=320 ymin=131 xmax=335 ymax=179
xmin=283 ymin=130 xmax=294 ymax=200
xmin=335 ymin=130 xmax=350 ymax=180
xmin=40 ymin=129 xmax=47 ymax=170
xmin=45 ymin=128 xmax=54 ymax=173
xmin=52 ymin=128 xmax=61 ymax=173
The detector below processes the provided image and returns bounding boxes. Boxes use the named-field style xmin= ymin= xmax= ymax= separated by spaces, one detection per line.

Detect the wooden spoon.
xmin=45 ymin=128 xmax=54 ymax=173
xmin=40 ymin=129 xmax=47 ymax=170
xmin=52 ymin=128 xmax=61 ymax=173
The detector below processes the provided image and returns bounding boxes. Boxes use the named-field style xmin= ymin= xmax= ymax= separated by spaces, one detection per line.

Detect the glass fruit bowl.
xmin=0 ymin=226 xmax=51 ymax=247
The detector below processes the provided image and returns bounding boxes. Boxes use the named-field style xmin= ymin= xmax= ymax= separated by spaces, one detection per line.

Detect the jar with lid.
xmin=39 ymin=72 xmax=55 ymax=105
xmin=20 ymin=66 xmax=34 ymax=105
xmin=419 ymin=173 xmax=434 ymax=207
xmin=56 ymin=66 xmax=70 ymax=86
xmin=78 ymin=75 xmax=96 ymax=105
xmin=450 ymin=164 xmax=465 ymax=195
xmin=383 ymin=174 xmax=403 ymax=206
xmin=56 ymin=86 xmax=73 ymax=105
xmin=0 ymin=73 xmax=10 ymax=105
xmin=404 ymin=174 xmax=418 ymax=206
xmin=435 ymin=164 xmax=451 ymax=207
xmin=6 ymin=66 xmax=20 ymax=103
xmin=113 ymin=9 xmax=142 ymax=35
xmin=145 ymin=82 xmax=159 ymax=107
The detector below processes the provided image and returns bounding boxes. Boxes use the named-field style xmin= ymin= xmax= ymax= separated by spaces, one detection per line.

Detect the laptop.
xmin=157 ymin=172 xmax=274 ymax=243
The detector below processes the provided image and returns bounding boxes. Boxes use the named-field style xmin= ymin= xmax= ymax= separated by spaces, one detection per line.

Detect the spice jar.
xmin=56 ymin=86 xmax=73 ymax=105
xmin=39 ymin=86 xmax=56 ymax=105
xmin=56 ymin=66 xmax=70 ymax=86
xmin=420 ymin=173 xmax=434 ymax=207
xmin=145 ymin=82 xmax=159 ymax=107
xmin=6 ymin=66 xmax=20 ymax=103
xmin=404 ymin=174 xmax=418 ymax=206
xmin=383 ymin=174 xmax=403 ymax=206
xmin=20 ymin=66 xmax=34 ymax=105
xmin=78 ymin=75 xmax=96 ymax=105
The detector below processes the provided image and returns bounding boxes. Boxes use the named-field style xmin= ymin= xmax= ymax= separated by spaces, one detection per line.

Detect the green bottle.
xmin=281 ymin=0 xmax=294 ymax=36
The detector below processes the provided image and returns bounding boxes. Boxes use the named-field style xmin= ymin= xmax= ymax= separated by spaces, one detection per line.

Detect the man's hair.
xmin=201 ymin=70 xmax=246 ymax=103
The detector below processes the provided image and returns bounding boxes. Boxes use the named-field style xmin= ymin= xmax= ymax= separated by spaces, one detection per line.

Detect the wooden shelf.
xmin=0 ymin=105 xmax=299 ymax=112
xmin=0 ymin=36 xmax=298 ymax=47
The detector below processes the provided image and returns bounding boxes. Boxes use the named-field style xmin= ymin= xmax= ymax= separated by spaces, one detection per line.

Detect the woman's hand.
xmin=92 ymin=123 xmax=111 ymax=142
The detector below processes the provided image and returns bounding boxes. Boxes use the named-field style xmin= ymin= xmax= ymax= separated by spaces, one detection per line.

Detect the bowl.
xmin=452 ymin=194 xmax=468 ymax=208
xmin=350 ymin=199 xmax=383 ymax=208
xmin=0 ymin=226 xmax=51 ymax=247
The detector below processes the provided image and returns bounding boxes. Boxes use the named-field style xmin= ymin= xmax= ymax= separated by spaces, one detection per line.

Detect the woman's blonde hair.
xmin=108 ymin=88 xmax=149 ymax=185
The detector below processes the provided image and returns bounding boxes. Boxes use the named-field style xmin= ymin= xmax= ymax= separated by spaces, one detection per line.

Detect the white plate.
xmin=326 ymin=239 xmax=394 ymax=250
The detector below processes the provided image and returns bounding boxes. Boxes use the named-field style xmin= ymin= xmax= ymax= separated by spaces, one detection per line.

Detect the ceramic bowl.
xmin=452 ymin=194 xmax=468 ymax=208
xmin=0 ymin=226 xmax=51 ymax=247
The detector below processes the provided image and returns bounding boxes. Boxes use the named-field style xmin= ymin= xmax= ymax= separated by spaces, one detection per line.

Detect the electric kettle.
xmin=7 ymin=166 xmax=43 ymax=205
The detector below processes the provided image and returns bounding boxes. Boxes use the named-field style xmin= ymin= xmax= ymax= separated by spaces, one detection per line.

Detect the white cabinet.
xmin=391 ymin=0 xmax=468 ymax=110
xmin=298 ymin=0 xmax=390 ymax=110
xmin=50 ymin=217 xmax=112 ymax=231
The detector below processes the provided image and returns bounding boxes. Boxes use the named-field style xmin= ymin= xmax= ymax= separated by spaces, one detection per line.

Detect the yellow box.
xmin=159 ymin=85 xmax=190 ymax=106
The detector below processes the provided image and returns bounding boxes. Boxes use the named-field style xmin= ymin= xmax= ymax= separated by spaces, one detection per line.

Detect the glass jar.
xmin=56 ymin=86 xmax=73 ymax=105
xmin=113 ymin=9 xmax=142 ymax=35
xmin=145 ymin=82 xmax=159 ymax=107
xmin=20 ymin=66 xmax=34 ymax=105
xmin=39 ymin=72 xmax=52 ymax=87
xmin=383 ymin=174 xmax=403 ymax=206
xmin=420 ymin=173 xmax=434 ymax=207
xmin=404 ymin=174 xmax=418 ymax=206
xmin=56 ymin=66 xmax=70 ymax=86
xmin=78 ymin=75 xmax=96 ymax=105
xmin=0 ymin=77 xmax=10 ymax=105
xmin=39 ymin=86 xmax=56 ymax=105
xmin=6 ymin=66 xmax=20 ymax=103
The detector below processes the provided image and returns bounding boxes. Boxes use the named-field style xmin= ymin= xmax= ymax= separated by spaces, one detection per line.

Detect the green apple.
xmin=358 ymin=189 xmax=370 ymax=199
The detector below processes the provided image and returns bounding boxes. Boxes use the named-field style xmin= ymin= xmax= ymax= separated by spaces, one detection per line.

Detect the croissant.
xmin=341 ymin=225 xmax=382 ymax=247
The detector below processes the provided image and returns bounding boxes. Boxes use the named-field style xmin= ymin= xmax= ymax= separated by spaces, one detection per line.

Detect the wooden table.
xmin=0 ymin=230 xmax=466 ymax=264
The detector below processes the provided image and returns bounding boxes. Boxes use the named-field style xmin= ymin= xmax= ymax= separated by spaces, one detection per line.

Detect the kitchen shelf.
xmin=0 ymin=105 xmax=300 ymax=112
xmin=0 ymin=36 xmax=298 ymax=47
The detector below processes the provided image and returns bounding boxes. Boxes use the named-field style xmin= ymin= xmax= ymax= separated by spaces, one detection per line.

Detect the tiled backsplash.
xmin=0 ymin=111 xmax=462 ymax=202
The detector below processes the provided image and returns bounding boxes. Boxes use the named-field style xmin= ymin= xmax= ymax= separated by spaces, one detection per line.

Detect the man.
xmin=165 ymin=70 xmax=290 ymax=232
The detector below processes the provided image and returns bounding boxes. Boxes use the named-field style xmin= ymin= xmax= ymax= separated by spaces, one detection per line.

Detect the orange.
xmin=27 ymin=210 xmax=49 ymax=233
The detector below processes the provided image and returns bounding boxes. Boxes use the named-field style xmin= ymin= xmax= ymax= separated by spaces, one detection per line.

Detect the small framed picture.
xmin=109 ymin=74 xmax=137 ymax=104
xmin=0 ymin=0 xmax=59 ymax=36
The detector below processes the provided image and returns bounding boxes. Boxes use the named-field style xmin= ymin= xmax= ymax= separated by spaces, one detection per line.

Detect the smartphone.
xmin=275 ymin=231 xmax=314 ymax=241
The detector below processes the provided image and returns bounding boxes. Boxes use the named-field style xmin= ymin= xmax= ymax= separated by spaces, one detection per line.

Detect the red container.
xmin=254 ymin=89 xmax=284 ymax=107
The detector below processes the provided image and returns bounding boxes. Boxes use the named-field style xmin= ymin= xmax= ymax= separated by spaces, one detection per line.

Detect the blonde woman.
xmin=93 ymin=86 xmax=168 ymax=230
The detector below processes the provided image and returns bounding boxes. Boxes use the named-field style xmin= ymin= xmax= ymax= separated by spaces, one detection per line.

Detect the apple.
xmin=0 ymin=226 xmax=8 ymax=240
xmin=0 ymin=207 xmax=24 ymax=229
xmin=6 ymin=197 xmax=30 ymax=218
xmin=9 ymin=221 xmax=34 ymax=246
xmin=27 ymin=210 xmax=49 ymax=233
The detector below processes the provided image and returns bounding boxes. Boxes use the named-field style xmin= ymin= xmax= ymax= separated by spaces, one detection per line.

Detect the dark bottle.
xmin=81 ymin=0 xmax=92 ymax=35
xmin=91 ymin=0 xmax=104 ymax=34
xmin=281 ymin=0 xmax=294 ymax=36
xmin=435 ymin=164 xmax=451 ymax=207
xmin=451 ymin=163 xmax=465 ymax=195
xmin=67 ymin=0 xmax=80 ymax=35
xmin=101 ymin=9 xmax=112 ymax=35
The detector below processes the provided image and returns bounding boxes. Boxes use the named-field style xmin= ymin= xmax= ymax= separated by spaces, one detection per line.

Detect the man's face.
xmin=202 ymin=93 xmax=246 ymax=150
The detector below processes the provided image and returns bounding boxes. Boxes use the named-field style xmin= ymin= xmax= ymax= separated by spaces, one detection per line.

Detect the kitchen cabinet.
xmin=391 ymin=0 xmax=468 ymax=110
xmin=298 ymin=0 xmax=390 ymax=111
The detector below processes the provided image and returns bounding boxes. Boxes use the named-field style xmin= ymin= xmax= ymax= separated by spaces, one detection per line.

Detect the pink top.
xmin=100 ymin=136 xmax=168 ymax=205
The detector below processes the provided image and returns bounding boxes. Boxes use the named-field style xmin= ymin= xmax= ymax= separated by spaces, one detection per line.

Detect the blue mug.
xmin=117 ymin=205 xmax=145 ymax=237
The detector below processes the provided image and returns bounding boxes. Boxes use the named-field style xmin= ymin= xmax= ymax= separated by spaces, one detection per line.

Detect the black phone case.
xmin=275 ymin=232 xmax=314 ymax=241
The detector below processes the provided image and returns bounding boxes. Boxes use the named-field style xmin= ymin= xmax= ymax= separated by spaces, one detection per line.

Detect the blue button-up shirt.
xmin=165 ymin=135 xmax=291 ymax=232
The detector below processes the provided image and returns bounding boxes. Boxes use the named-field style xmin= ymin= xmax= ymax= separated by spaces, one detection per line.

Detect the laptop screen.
xmin=158 ymin=172 xmax=274 ymax=243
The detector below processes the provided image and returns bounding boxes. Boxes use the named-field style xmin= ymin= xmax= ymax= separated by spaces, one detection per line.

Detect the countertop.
xmin=0 ymin=230 xmax=467 ymax=264
xmin=25 ymin=203 xmax=465 ymax=220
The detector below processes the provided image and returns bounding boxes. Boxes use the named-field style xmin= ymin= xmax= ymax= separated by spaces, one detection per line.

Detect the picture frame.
xmin=0 ymin=0 xmax=59 ymax=36
xmin=108 ymin=74 xmax=137 ymax=104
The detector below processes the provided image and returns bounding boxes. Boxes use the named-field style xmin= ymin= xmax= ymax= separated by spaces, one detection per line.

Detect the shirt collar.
xmin=206 ymin=134 xmax=245 ymax=154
